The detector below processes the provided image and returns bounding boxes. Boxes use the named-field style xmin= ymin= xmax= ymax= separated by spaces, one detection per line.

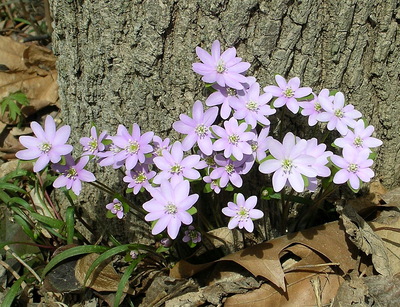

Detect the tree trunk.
xmin=49 ymin=0 xmax=400 ymax=241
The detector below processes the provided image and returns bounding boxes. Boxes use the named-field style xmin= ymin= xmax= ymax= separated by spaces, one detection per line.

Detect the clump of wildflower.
xmin=106 ymin=198 xmax=125 ymax=219
xmin=80 ymin=126 xmax=108 ymax=156
xmin=143 ymin=179 xmax=199 ymax=239
xmin=52 ymin=155 xmax=96 ymax=195
xmin=173 ymin=100 xmax=218 ymax=155
xmin=182 ymin=226 xmax=202 ymax=243
xmin=16 ymin=115 xmax=73 ymax=172
xmin=331 ymin=145 xmax=374 ymax=190
xmin=263 ymin=75 xmax=312 ymax=114
xmin=222 ymin=194 xmax=263 ymax=232
xmin=192 ymin=40 xmax=251 ymax=90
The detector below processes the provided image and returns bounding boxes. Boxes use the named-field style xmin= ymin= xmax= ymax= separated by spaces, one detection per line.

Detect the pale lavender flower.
xmin=152 ymin=135 xmax=171 ymax=157
xmin=258 ymin=133 xmax=317 ymax=192
xmin=203 ymin=175 xmax=221 ymax=193
xmin=249 ymin=127 xmax=271 ymax=162
xmin=80 ymin=126 xmax=108 ymax=157
xmin=111 ymin=124 xmax=154 ymax=170
xmin=316 ymin=92 xmax=362 ymax=135
xmin=182 ymin=226 xmax=202 ymax=243
xmin=263 ymin=75 xmax=312 ymax=114
xmin=212 ymin=117 xmax=255 ymax=161
xmin=98 ymin=142 xmax=124 ymax=169
xmin=331 ymin=145 xmax=374 ymax=190
xmin=192 ymin=40 xmax=251 ymax=90
xmin=173 ymin=100 xmax=218 ymax=155
xmin=130 ymin=250 xmax=139 ymax=259
xmin=52 ymin=155 xmax=96 ymax=195
xmin=16 ymin=115 xmax=73 ymax=172
xmin=209 ymin=154 xmax=245 ymax=188
xmin=301 ymin=89 xmax=333 ymax=126
xmin=123 ymin=164 xmax=156 ymax=194
xmin=106 ymin=198 xmax=125 ymax=219
xmin=334 ymin=119 xmax=382 ymax=151
xmin=230 ymin=82 xmax=276 ymax=128
xmin=205 ymin=77 xmax=256 ymax=119
xmin=143 ymin=179 xmax=199 ymax=239
xmin=222 ymin=194 xmax=263 ymax=232
xmin=153 ymin=141 xmax=201 ymax=185
xmin=304 ymin=138 xmax=333 ymax=177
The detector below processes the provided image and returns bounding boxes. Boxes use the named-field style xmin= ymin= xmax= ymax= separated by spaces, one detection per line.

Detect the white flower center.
xmin=227 ymin=88 xmax=236 ymax=96
xmin=113 ymin=202 xmax=123 ymax=212
xmin=88 ymin=137 xmax=98 ymax=152
xmin=39 ymin=142 xmax=52 ymax=153
xmin=126 ymin=140 xmax=140 ymax=154
xmin=66 ymin=167 xmax=77 ymax=179
xmin=334 ymin=109 xmax=344 ymax=118
xmin=170 ymin=164 xmax=183 ymax=174
xmin=216 ymin=59 xmax=226 ymax=73
xmin=314 ymin=102 xmax=322 ymax=112
xmin=353 ymin=136 xmax=363 ymax=147
xmin=134 ymin=171 xmax=147 ymax=184
xmin=237 ymin=206 xmax=250 ymax=221
xmin=195 ymin=124 xmax=209 ymax=138
xmin=246 ymin=101 xmax=258 ymax=111
xmin=228 ymin=134 xmax=240 ymax=145
xmin=283 ymin=88 xmax=294 ymax=98
xmin=348 ymin=163 xmax=358 ymax=173
xmin=249 ymin=140 xmax=258 ymax=152
xmin=225 ymin=163 xmax=235 ymax=174
xmin=281 ymin=159 xmax=293 ymax=172
xmin=165 ymin=202 xmax=178 ymax=215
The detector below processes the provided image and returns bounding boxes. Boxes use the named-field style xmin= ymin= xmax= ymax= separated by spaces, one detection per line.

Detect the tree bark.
xmin=49 ymin=0 xmax=400 ymax=241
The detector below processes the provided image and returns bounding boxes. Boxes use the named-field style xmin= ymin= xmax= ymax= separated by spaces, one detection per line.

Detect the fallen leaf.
xmin=381 ymin=186 xmax=400 ymax=207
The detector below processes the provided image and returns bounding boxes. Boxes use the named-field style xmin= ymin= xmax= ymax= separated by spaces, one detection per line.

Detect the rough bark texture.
xmin=49 ymin=0 xmax=400 ymax=241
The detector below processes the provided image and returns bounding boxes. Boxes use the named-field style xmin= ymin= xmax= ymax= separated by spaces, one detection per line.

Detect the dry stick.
xmin=3 ymin=245 xmax=42 ymax=283
xmin=310 ymin=276 xmax=323 ymax=307
xmin=0 ymin=259 xmax=28 ymax=289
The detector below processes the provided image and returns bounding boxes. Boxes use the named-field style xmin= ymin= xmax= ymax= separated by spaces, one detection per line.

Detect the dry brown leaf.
xmin=348 ymin=180 xmax=387 ymax=212
xmin=171 ymin=221 xmax=358 ymax=292
xmin=0 ymin=36 xmax=59 ymax=124
xmin=337 ymin=202 xmax=392 ymax=276
xmin=381 ymin=186 xmax=400 ymax=207
xmin=75 ymin=253 xmax=134 ymax=294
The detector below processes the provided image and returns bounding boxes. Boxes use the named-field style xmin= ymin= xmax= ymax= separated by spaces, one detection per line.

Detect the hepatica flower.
xmin=192 ymin=40 xmax=251 ymax=90
xmin=334 ymin=119 xmax=382 ymax=151
xmin=152 ymin=135 xmax=171 ymax=157
xmin=80 ymin=126 xmax=108 ymax=157
xmin=259 ymin=132 xmax=317 ymax=193
xmin=182 ymin=226 xmax=202 ymax=243
xmin=153 ymin=141 xmax=201 ymax=185
xmin=249 ymin=127 xmax=271 ymax=162
xmin=212 ymin=117 xmax=255 ymax=161
xmin=317 ymin=92 xmax=362 ymax=135
xmin=210 ymin=154 xmax=245 ymax=189
xmin=263 ymin=75 xmax=312 ymax=114
xmin=110 ymin=124 xmax=154 ymax=170
xmin=16 ymin=115 xmax=73 ymax=172
xmin=123 ymin=164 xmax=156 ymax=194
xmin=331 ymin=145 xmax=374 ymax=190
xmin=143 ymin=179 xmax=199 ymax=239
xmin=301 ymin=89 xmax=333 ymax=127
xmin=106 ymin=198 xmax=125 ymax=219
xmin=230 ymin=82 xmax=276 ymax=128
xmin=52 ymin=155 xmax=96 ymax=195
xmin=173 ymin=100 xmax=218 ymax=155
xmin=222 ymin=194 xmax=263 ymax=232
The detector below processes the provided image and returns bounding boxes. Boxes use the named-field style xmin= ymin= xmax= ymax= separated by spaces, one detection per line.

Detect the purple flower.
xmin=316 ymin=92 xmax=362 ymax=135
xmin=263 ymin=75 xmax=312 ymax=114
xmin=334 ymin=119 xmax=382 ymax=151
xmin=203 ymin=175 xmax=221 ymax=193
xmin=222 ymin=194 xmax=263 ymax=232
xmin=212 ymin=117 xmax=255 ymax=161
xmin=331 ymin=145 xmax=374 ymax=190
xmin=152 ymin=135 xmax=171 ymax=157
xmin=230 ymin=82 xmax=276 ymax=128
xmin=110 ymin=124 xmax=154 ymax=170
xmin=52 ymin=155 xmax=96 ymax=195
xmin=205 ymin=77 xmax=256 ymax=119
xmin=143 ymin=179 xmax=199 ymax=239
xmin=192 ymin=40 xmax=251 ymax=90
xmin=80 ymin=126 xmax=108 ymax=157
xmin=123 ymin=164 xmax=156 ymax=194
xmin=16 ymin=115 xmax=73 ymax=172
xmin=304 ymin=138 xmax=333 ymax=177
xmin=182 ymin=226 xmax=202 ymax=243
xmin=153 ymin=141 xmax=201 ymax=185
xmin=97 ymin=142 xmax=124 ymax=169
xmin=106 ymin=198 xmax=125 ymax=219
xmin=258 ymin=133 xmax=317 ymax=192
xmin=210 ymin=154 xmax=245 ymax=189
xmin=249 ymin=127 xmax=271 ymax=162
xmin=173 ymin=100 xmax=218 ymax=155
xmin=301 ymin=89 xmax=333 ymax=126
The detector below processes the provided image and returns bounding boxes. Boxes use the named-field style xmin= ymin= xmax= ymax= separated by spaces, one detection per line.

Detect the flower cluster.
xmin=16 ymin=40 xmax=382 ymax=243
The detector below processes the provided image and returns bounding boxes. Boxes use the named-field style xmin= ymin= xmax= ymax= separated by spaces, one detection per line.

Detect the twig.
xmin=0 ymin=259 xmax=28 ymax=289
xmin=3 ymin=245 xmax=42 ymax=283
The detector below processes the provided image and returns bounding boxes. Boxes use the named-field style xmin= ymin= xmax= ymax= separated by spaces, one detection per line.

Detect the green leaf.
xmin=8 ymin=197 xmax=33 ymax=212
xmin=2 ymin=275 xmax=26 ymax=307
xmin=30 ymin=212 xmax=64 ymax=229
xmin=187 ymin=206 xmax=197 ymax=215
xmin=114 ymin=256 xmax=144 ymax=307
xmin=0 ymin=182 xmax=25 ymax=193
xmin=42 ymin=245 xmax=109 ymax=278
xmin=66 ymin=206 xmax=75 ymax=244
xmin=0 ymin=190 xmax=11 ymax=203
xmin=13 ymin=215 xmax=35 ymax=241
